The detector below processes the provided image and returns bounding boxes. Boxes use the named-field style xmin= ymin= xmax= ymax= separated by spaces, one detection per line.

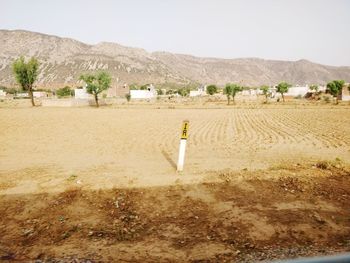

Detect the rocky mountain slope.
xmin=0 ymin=29 xmax=349 ymax=88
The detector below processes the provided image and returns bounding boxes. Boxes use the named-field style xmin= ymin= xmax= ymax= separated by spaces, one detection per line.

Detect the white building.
xmin=33 ymin=91 xmax=48 ymax=98
xmin=0 ymin=90 xmax=6 ymax=97
xmin=130 ymin=84 xmax=157 ymax=99
xmin=74 ymin=87 xmax=92 ymax=99
xmin=16 ymin=92 xmax=29 ymax=98
xmin=340 ymin=84 xmax=350 ymax=101
xmin=285 ymin=85 xmax=310 ymax=97
xmin=190 ymin=85 xmax=206 ymax=97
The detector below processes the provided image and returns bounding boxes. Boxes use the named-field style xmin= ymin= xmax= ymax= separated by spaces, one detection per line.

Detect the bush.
xmin=56 ymin=86 xmax=73 ymax=98
xmin=140 ymin=84 xmax=150 ymax=90
xmin=322 ymin=95 xmax=331 ymax=103
xmin=206 ymin=85 xmax=217 ymax=95
xmin=177 ymin=87 xmax=190 ymax=97
xmin=166 ymin=89 xmax=175 ymax=95
xmin=125 ymin=93 xmax=131 ymax=102
xmin=2 ymin=87 xmax=18 ymax=94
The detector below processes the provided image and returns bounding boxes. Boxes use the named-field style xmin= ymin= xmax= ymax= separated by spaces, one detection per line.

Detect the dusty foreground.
xmin=0 ymin=106 xmax=350 ymax=262
xmin=1 ymin=164 xmax=350 ymax=262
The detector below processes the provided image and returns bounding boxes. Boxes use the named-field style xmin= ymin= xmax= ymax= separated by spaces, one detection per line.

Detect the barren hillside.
xmin=0 ymin=29 xmax=349 ymax=88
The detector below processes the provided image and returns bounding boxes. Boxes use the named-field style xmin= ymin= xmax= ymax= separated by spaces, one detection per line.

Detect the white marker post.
xmin=177 ymin=120 xmax=189 ymax=172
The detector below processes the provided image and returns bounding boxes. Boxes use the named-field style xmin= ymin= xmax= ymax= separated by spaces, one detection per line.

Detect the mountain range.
xmin=0 ymin=29 xmax=349 ymax=88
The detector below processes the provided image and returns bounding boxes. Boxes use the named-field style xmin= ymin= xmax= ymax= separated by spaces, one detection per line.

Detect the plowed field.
xmin=0 ymin=106 xmax=349 ymax=262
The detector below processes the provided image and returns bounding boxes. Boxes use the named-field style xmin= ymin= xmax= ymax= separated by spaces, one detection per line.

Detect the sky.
xmin=1 ymin=0 xmax=349 ymax=66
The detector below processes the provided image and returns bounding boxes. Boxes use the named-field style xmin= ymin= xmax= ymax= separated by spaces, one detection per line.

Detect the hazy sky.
xmin=1 ymin=0 xmax=349 ymax=66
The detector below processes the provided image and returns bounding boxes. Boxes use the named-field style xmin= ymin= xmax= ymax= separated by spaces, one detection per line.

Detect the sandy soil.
xmin=0 ymin=103 xmax=350 ymax=262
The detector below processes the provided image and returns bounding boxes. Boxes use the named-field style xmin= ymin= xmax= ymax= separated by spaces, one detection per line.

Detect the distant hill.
xmin=0 ymin=29 xmax=349 ymax=88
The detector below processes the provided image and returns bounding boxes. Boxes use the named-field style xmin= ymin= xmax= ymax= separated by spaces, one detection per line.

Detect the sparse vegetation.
xmin=326 ymin=80 xmax=344 ymax=104
xmin=12 ymin=56 xmax=39 ymax=106
xmin=224 ymin=83 xmax=242 ymax=105
xmin=80 ymin=71 xmax=111 ymax=107
xmin=322 ymin=95 xmax=331 ymax=103
xmin=206 ymin=84 xmax=217 ymax=95
xmin=224 ymin=84 xmax=233 ymax=105
xmin=310 ymin=84 xmax=319 ymax=92
xmin=260 ymin=85 xmax=270 ymax=103
xmin=177 ymin=87 xmax=190 ymax=97
xmin=140 ymin=84 xmax=150 ymax=90
xmin=56 ymin=86 xmax=73 ymax=98
xmin=276 ymin=82 xmax=291 ymax=102
xmin=0 ymin=86 xmax=18 ymax=95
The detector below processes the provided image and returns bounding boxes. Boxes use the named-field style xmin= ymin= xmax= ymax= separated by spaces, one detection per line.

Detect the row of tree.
xmin=11 ymin=56 xmax=348 ymax=107
xmin=207 ymin=80 xmax=347 ymax=104
xmin=207 ymin=82 xmax=291 ymax=104
xmin=12 ymin=56 xmax=111 ymax=107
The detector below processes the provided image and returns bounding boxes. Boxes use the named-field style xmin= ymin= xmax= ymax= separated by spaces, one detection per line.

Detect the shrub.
xmin=206 ymin=85 xmax=217 ymax=95
xmin=322 ymin=95 xmax=331 ymax=103
xmin=177 ymin=87 xmax=190 ymax=97
xmin=125 ymin=93 xmax=131 ymax=102
xmin=1 ymin=87 xmax=18 ymax=94
xmin=57 ymin=86 xmax=73 ymax=98
xmin=316 ymin=161 xmax=329 ymax=170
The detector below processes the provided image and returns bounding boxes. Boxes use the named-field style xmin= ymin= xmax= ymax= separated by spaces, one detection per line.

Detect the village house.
xmin=74 ymin=86 xmax=92 ymax=99
xmin=107 ymin=83 xmax=130 ymax=98
xmin=130 ymin=84 xmax=157 ymax=99
xmin=189 ymin=85 xmax=206 ymax=97
xmin=0 ymin=89 xmax=6 ymax=97
xmin=285 ymin=85 xmax=310 ymax=97
xmin=338 ymin=83 xmax=350 ymax=101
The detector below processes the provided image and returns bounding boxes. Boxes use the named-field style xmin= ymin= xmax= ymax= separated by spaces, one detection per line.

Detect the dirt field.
xmin=0 ymin=104 xmax=350 ymax=262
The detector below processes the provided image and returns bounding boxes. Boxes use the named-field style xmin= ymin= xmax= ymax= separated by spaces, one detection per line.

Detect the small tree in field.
xmin=327 ymin=80 xmax=344 ymax=104
xmin=260 ymin=85 xmax=270 ymax=103
xmin=80 ymin=71 xmax=111 ymax=107
xmin=12 ymin=56 xmax=39 ymax=106
xmin=231 ymin=84 xmax=242 ymax=103
xmin=276 ymin=82 xmax=291 ymax=102
xmin=224 ymin=83 xmax=242 ymax=105
xmin=224 ymin=84 xmax=233 ymax=105
xmin=206 ymin=84 xmax=217 ymax=95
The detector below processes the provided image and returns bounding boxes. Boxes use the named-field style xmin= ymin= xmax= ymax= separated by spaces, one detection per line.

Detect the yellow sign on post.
xmin=178 ymin=120 xmax=189 ymax=171
xmin=181 ymin=120 xmax=189 ymax=140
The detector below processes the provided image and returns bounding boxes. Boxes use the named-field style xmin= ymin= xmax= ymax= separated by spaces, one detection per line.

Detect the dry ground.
xmin=0 ymin=103 xmax=350 ymax=262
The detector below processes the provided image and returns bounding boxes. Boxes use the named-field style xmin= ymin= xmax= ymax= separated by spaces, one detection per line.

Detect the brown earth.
xmin=0 ymin=102 xmax=350 ymax=262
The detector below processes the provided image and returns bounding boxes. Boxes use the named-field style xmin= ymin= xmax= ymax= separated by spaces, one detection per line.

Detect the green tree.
xmin=276 ymin=82 xmax=291 ymax=102
xmin=260 ymin=85 xmax=270 ymax=103
xmin=224 ymin=84 xmax=233 ymax=105
xmin=206 ymin=84 xmax=217 ymax=95
xmin=231 ymin=84 xmax=242 ymax=103
xmin=56 ymin=86 xmax=73 ymax=98
xmin=224 ymin=83 xmax=242 ymax=105
xmin=12 ymin=56 xmax=39 ymax=106
xmin=80 ymin=71 xmax=111 ymax=107
xmin=177 ymin=87 xmax=190 ymax=97
xmin=140 ymin=84 xmax=150 ymax=90
xmin=327 ymin=80 xmax=344 ymax=104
